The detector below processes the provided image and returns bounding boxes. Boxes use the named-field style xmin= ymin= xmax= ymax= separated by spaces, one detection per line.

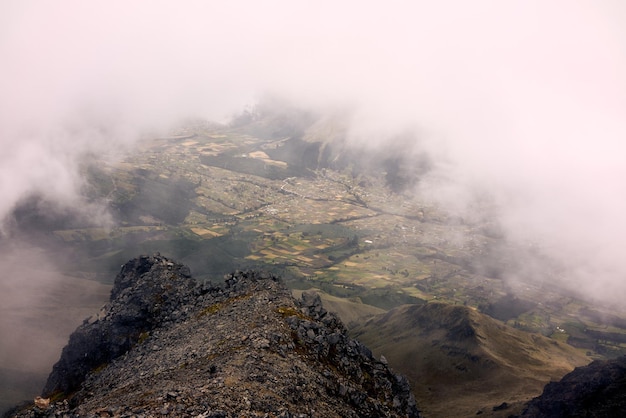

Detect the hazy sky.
xmin=1 ymin=1 xmax=626 ymax=301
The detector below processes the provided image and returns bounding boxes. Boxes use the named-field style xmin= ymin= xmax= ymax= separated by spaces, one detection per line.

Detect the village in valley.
xmin=48 ymin=119 xmax=626 ymax=359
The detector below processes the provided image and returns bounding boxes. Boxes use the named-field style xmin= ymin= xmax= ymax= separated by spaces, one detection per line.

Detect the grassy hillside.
xmin=352 ymin=302 xmax=589 ymax=417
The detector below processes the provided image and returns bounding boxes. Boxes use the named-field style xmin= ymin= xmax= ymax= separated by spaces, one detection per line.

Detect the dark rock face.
xmin=9 ymin=255 xmax=420 ymax=418
xmin=522 ymin=356 xmax=626 ymax=417
xmin=42 ymin=255 xmax=195 ymax=398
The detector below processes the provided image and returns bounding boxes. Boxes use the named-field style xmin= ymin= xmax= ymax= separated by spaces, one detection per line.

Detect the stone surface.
xmin=521 ymin=355 xmax=626 ymax=417
xmin=6 ymin=255 xmax=420 ymax=418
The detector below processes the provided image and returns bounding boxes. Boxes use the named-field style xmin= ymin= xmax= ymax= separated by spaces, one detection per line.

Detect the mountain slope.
xmin=291 ymin=288 xmax=386 ymax=328
xmin=6 ymin=255 xmax=419 ymax=418
xmin=352 ymin=302 xmax=589 ymax=417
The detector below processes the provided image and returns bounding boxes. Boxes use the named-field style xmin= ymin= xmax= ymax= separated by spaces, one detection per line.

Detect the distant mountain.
xmin=352 ymin=302 xmax=589 ymax=417
xmin=5 ymin=255 xmax=419 ymax=417
xmin=522 ymin=356 xmax=626 ymax=417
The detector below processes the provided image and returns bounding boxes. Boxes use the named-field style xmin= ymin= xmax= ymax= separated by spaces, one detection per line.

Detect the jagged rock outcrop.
xmin=521 ymin=355 xmax=626 ymax=417
xmin=42 ymin=256 xmax=195 ymax=398
xmin=7 ymin=255 xmax=420 ymax=418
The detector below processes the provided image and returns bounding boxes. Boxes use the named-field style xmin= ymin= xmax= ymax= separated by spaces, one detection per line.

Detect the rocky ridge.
xmin=7 ymin=254 xmax=420 ymax=417
xmin=521 ymin=355 xmax=626 ymax=417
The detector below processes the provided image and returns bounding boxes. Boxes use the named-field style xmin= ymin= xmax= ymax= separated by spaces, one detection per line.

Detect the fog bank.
xmin=2 ymin=1 xmax=626 ymax=299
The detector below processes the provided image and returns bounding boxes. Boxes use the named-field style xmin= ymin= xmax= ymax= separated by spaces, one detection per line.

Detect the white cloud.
xmin=1 ymin=0 xmax=625 ymax=299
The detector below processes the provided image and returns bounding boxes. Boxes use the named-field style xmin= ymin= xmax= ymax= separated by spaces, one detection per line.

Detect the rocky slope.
xmin=521 ymin=355 xmax=626 ymax=417
xmin=6 ymin=255 xmax=420 ymax=418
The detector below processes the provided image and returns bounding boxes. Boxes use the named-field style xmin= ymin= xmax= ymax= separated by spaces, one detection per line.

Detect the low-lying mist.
xmin=1 ymin=0 xmax=626 ymax=406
